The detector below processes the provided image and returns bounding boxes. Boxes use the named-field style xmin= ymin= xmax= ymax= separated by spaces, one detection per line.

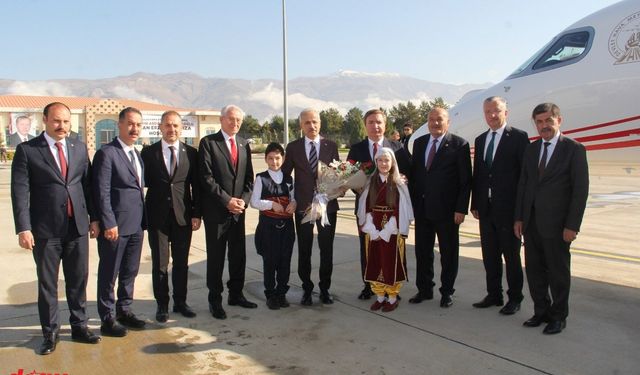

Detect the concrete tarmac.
xmin=0 ymin=156 xmax=638 ymax=375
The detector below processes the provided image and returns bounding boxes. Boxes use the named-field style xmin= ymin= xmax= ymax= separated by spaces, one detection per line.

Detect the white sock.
xmin=388 ymin=296 xmax=397 ymax=304
xmin=377 ymin=295 xmax=385 ymax=303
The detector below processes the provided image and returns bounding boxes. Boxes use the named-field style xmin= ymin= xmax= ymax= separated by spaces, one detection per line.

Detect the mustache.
xmin=129 ymin=131 xmax=139 ymax=136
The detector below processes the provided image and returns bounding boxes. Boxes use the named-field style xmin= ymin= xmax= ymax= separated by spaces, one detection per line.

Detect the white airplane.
xmin=409 ymin=0 xmax=640 ymax=163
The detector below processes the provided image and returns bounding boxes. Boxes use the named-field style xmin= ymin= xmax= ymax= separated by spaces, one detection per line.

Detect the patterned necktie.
xmin=129 ymin=150 xmax=140 ymax=186
xmin=425 ymin=139 xmax=438 ymax=170
xmin=309 ymin=141 xmax=318 ymax=178
xmin=229 ymin=138 xmax=238 ymax=168
xmin=372 ymin=142 xmax=378 ymax=160
xmin=538 ymin=142 xmax=550 ymax=177
xmin=169 ymin=145 xmax=177 ymax=177
xmin=55 ymin=142 xmax=73 ymax=217
xmin=485 ymin=131 xmax=497 ymax=169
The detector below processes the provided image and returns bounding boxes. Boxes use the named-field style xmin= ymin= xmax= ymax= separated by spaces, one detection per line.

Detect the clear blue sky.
xmin=1 ymin=0 xmax=621 ymax=84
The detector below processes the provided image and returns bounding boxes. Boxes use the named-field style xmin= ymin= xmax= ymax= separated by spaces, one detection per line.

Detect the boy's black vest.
xmin=258 ymin=171 xmax=293 ymax=219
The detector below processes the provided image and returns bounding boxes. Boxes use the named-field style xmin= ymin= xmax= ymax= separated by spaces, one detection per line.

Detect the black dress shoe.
xmin=266 ymin=296 xmax=280 ymax=310
xmin=440 ymin=295 xmax=453 ymax=308
xmin=278 ymin=294 xmax=290 ymax=308
xmin=101 ymin=318 xmax=128 ymax=337
xmin=173 ymin=303 xmax=197 ymax=318
xmin=228 ymin=295 xmax=258 ymax=308
xmin=472 ymin=296 xmax=504 ymax=308
xmin=156 ymin=305 xmax=169 ymax=323
xmin=408 ymin=291 xmax=433 ymax=304
xmin=300 ymin=291 xmax=313 ymax=306
xmin=358 ymin=286 xmax=373 ymax=300
xmin=209 ymin=302 xmax=227 ymax=320
xmin=71 ymin=327 xmax=101 ymax=344
xmin=38 ymin=333 xmax=59 ymax=355
xmin=523 ymin=314 xmax=550 ymax=327
xmin=543 ymin=320 xmax=566 ymax=334
xmin=320 ymin=291 xmax=334 ymax=305
xmin=117 ymin=312 xmax=146 ymax=329
xmin=499 ymin=301 xmax=521 ymax=315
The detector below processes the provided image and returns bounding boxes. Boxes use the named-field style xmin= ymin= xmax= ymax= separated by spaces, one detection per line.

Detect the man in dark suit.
xmin=409 ymin=107 xmax=472 ymax=308
xmin=470 ymin=96 xmax=529 ymax=315
xmin=11 ymin=102 xmax=101 ymax=355
xmin=199 ymin=104 xmax=256 ymax=320
xmin=401 ymin=122 xmax=414 ymax=151
xmin=514 ymin=103 xmax=589 ymax=335
xmin=8 ymin=115 xmax=36 ymax=146
xmin=347 ymin=109 xmax=411 ymax=300
xmin=93 ymin=107 xmax=147 ymax=337
xmin=141 ymin=111 xmax=201 ymax=323
xmin=282 ymin=108 xmax=340 ymax=306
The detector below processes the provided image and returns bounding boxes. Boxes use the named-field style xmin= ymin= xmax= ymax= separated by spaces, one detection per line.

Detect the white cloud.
xmin=7 ymin=81 xmax=72 ymax=96
xmin=110 ymin=86 xmax=159 ymax=103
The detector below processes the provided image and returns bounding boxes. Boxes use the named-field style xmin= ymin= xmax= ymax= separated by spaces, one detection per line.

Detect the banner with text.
xmin=141 ymin=115 xmax=197 ymax=138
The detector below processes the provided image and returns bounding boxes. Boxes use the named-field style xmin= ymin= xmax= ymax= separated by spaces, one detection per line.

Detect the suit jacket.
xmin=8 ymin=132 xmax=35 ymax=147
xmin=346 ymin=138 xmax=411 ymax=214
xmin=199 ymin=131 xmax=253 ymax=224
xmin=410 ymin=132 xmax=472 ymax=221
xmin=514 ymin=135 xmax=589 ymax=239
xmin=471 ymin=126 xmax=529 ymax=221
xmin=11 ymin=133 xmax=94 ymax=238
xmin=92 ymin=138 xmax=146 ymax=235
xmin=141 ymin=141 xmax=201 ymax=228
xmin=282 ymin=137 xmax=340 ymax=214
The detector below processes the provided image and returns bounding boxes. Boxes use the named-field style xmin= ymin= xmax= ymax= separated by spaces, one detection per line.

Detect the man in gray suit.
xmin=514 ymin=103 xmax=589 ymax=335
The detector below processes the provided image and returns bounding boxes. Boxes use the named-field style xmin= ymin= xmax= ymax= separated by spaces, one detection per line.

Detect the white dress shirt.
xmin=117 ymin=137 xmax=142 ymax=185
xmin=483 ymin=123 xmax=506 ymax=162
xmin=161 ymin=139 xmax=180 ymax=174
xmin=43 ymin=132 xmax=68 ymax=172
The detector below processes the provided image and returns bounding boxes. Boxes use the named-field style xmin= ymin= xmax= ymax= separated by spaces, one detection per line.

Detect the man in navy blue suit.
xmin=93 ymin=107 xmax=147 ymax=337
xmin=11 ymin=102 xmax=101 ymax=355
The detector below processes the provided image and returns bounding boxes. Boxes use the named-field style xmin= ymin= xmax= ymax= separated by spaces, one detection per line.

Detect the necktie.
xmin=169 ymin=145 xmax=177 ymax=177
xmin=372 ymin=142 xmax=378 ymax=160
xmin=129 ymin=150 xmax=140 ymax=186
xmin=55 ymin=142 xmax=73 ymax=217
xmin=538 ymin=142 xmax=550 ymax=177
xmin=485 ymin=131 xmax=497 ymax=169
xmin=309 ymin=141 xmax=318 ymax=178
xmin=426 ymin=139 xmax=438 ymax=170
xmin=229 ymin=138 xmax=238 ymax=168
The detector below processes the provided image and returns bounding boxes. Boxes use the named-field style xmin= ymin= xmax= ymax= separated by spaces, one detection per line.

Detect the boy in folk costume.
xmin=358 ymin=147 xmax=414 ymax=312
xmin=250 ymin=143 xmax=297 ymax=310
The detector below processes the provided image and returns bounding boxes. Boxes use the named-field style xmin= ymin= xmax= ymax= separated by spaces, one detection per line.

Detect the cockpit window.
xmin=532 ymin=31 xmax=590 ymax=70
xmin=506 ymin=27 xmax=594 ymax=79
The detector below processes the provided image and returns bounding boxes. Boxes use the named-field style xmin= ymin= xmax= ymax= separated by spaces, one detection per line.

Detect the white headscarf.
xmin=357 ymin=147 xmax=414 ymax=235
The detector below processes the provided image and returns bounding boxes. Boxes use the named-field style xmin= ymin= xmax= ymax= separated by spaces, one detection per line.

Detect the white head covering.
xmin=357 ymin=147 xmax=414 ymax=235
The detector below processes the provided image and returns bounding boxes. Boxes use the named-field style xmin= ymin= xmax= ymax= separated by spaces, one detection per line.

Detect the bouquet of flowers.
xmin=302 ymin=159 xmax=376 ymax=225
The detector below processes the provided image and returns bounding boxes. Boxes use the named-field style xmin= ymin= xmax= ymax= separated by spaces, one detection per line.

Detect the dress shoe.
xmin=173 ymin=303 xmax=197 ymax=318
xmin=320 ymin=291 xmax=334 ymax=304
xmin=499 ymin=301 xmax=521 ymax=315
xmin=382 ymin=300 xmax=399 ymax=312
xmin=543 ymin=320 xmax=566 ymax=335
xmin=71 ymin=327 xmax=101 ymax=344
xmin=523 ymin=314 xmax=550 ymax=327
xmin=408 ymin=291 xmax=433 ymax=304
xmin=370 ymin=300 xmax=385 ymax=311
xmin=38 ymin=333 xmax=59 ymax=355
xmin=300 ymin=291 xmax=313 ymax=306
xmin=278 ymin=294 xmax=290 ymax=308
xmin=472 ymin=296 xmax=504 ymax=308
xmin=440 ymin=295 xmax=453 ymax=308
xmin=266 ymin=295 xmax=280 ymax=310
xmin=156 ymin=305 xmax=169 ymax=323
xmin=358 ymin=286 xmax=374 ymax=300
xmin=101 ymin=318 xmax=128 ymax=337
xmin=228 ymin=295 xmax=258 ymax=308
xmin=209 ymin=302 xmax=227 ymax=320
xmin=116 ymin=312 xmax=146 ymax=329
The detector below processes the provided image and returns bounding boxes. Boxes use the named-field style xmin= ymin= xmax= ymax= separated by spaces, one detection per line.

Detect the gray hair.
xmin=298 ymin=108 xmax=319 ymax=123
xmin=221 ymin=104 xmax=245 ymax=118
xmin=484 ymin=96 xmax=507 ymax=106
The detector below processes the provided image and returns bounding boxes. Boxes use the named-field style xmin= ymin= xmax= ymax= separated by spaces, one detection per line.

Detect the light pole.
xmin=282 ymin=0 xmax=289 ymax=145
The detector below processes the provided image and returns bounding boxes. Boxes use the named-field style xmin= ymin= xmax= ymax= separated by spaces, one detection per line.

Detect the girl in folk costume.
xmin=357 ymin=147 xmax=414 ymax=312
